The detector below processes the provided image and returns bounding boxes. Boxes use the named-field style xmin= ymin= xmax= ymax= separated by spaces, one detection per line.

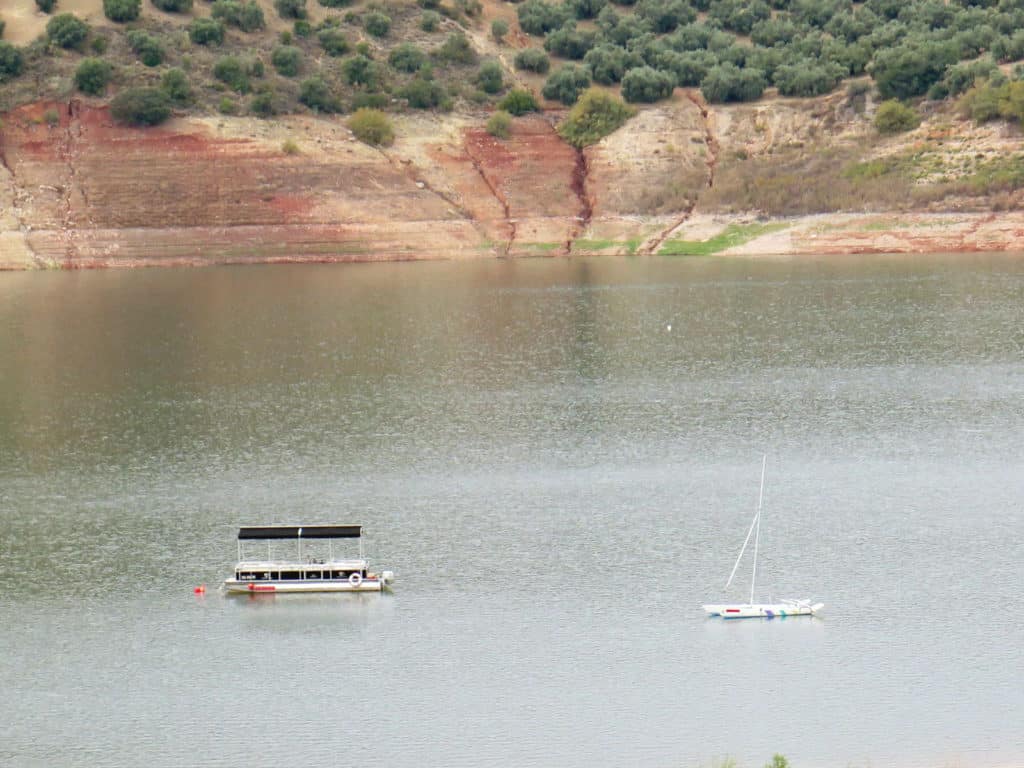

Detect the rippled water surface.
xmin=1 ymin=255 xmax=1023 ymax=768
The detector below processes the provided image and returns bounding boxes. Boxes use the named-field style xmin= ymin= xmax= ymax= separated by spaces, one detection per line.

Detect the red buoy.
xmin=194 ymin=585 xmax=206 ymax=594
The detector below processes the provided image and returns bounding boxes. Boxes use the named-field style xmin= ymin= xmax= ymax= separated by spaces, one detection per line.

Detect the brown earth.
xmin=2 ymin=85 xmax=1023 ymax=270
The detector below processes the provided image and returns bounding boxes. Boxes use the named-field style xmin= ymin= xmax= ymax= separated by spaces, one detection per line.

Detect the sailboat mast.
xmin=750 ymin=455 xmax=766 ymax=604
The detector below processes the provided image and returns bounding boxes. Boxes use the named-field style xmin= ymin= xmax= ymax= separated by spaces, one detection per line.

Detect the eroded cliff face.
xmin=1 ymin=92 xmax=1022 ymax=270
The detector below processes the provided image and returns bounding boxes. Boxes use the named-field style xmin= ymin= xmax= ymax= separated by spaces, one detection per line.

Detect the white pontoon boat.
xmin=223 ymin=525 xmax=394 ymax=594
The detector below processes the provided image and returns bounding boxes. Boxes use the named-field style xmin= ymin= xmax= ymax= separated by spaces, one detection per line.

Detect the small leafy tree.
xmin=618 ymin=66 xmax=675 ymax=103
xmin=514 ymin=48 xmax=549 ymax=74
xmin=476 ymin=59 xmax=504 ymax=94
xmin=491 ymin=19 xmax=509 ymax=42
xmin=47 ymin=14 xmax=89 ymax=47
xmin=434 ymin=33 xmax=477 ymax=65
xmin=151 ymin=0 xmax=193 ymax=11
xmin=212 ymin=0 xmax=265 ymax=32
xmin=127 ymin=30 xmax=164 ymax=67
xmin=299 ymin=76 xmax=342 ymax=112
xmin=517 ymin=0 xmax=570 ymax=35
xmin=400 ymin=75 xmax=447 ymax=108
xmin=420 ymin=10 xmax=440 ymax=31
xmin=74 ymin=58 xmax=113 ymax=95
xmin=874 ymin=99 xmax=920 ymax=133
xmin=389 ymin=43 xmax=427 ymax=73
xmin=349 ymin=108 xmax=394 ymax=146
xmin=110 ymin=87 xmax=171 ymax=126
xmin=498 ymin=88 xmax=539 ymax=115
xmin=318 ymin=28 xmax=349 ymax=56
xmin=250 ymin=90 xmax=278 ymax=117
xmin=558 ymin=87 xmax=633 ymax=146
xmin=364 ymin=11 xmax=390 ymax=37
xmin=36 ymin=0 xmax=58 ymax=14
xmin=544 ymin=26 xmax=597 ymax=60
xmin=318 ymin=0 xmax=352 ymax=6
xmin=188 ymin=18 xmax=224 ymax=45
xmin=274 ymin=0 xmax=307 ymax=19
xmin=486 ymin=110 xmax=512 ymax=138
xmin=0 ymin=42 xmax=23 ymax=83
xmin=271 ymin=45 xmax=302 ymax=76
xmin=161 ymin=68 xmax=191 ymax=103
xmin=213 ymin=55 xmax=251 ymax=93
xmin=103 ymin=0 xmax=140 ymax=22
xmin=542 ymin=63 xmax=590 ymax=105
xmin=342 ymin=54 xmax=379 ymax=88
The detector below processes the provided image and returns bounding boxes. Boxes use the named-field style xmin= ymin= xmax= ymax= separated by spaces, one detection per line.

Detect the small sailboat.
xmin=702 ymin=457 xmax=823 ymax=619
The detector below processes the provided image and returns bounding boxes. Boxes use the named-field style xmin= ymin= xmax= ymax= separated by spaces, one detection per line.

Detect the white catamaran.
xmin=702 ymin=457 xmax=823 ymax=619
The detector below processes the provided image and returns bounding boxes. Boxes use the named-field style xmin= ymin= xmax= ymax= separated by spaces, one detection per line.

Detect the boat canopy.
xmin=238 ymin=525 xmax=362 ymax=540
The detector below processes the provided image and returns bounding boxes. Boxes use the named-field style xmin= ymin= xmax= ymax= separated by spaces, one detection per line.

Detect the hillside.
xmin=1 ymin=0 xmax=1023 ymax=267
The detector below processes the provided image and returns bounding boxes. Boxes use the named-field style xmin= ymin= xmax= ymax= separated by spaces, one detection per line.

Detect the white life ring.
xmin=348 ymin=572 xmax=363 ymax=587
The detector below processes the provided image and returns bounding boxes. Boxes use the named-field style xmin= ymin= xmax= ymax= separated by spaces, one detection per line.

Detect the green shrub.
xmin=1 ymin=19 xmax=6 ymax=39
xmin=542 ymin=63 xmax=590 ymax=105
xmin=348 ymin=107 xmax=394 ymax=145
xmin=514 ymin=47 xmax=549 ymax=74
xmin=352 ymin=91 xmax=389 ymax=109
xmin=318 ymin=0 xmax=352 ymax=6
xmin=126 ymin=30 xmax=164 ymax=67
xmin=399 ymin=75 xmax=447 ymax=108
xmin=342 ymin=54 xmax=379 ymax=87
xmin=299 ymin=76 xmax=342 ymax=112
xmin=635 ymin=0 xmax=695 ymax=33
xmin=250 ymin=90 xmax=278 ymax=117
xmin=218 ymin=96 xmax=237 ymax=114
xmin=517 ymin=0 xmax=570 ymax=35
xmin=435 ymin=33 xmax=477 ymax=64
xmin=544 ymin=26 xmax=597 ymax=60
xmin=420 ymin=10 xmax=440 ymax=31
xmin=872 ymin=41 xmax=959 ymax=100
xmin=772 ymin=59 xmax=846 ymax=97
xmin=498 ymin=88 xmax=539 ymax=115
xmin=476 ymin=59 xmax=504 ymax=94
xmin=491 ymin=19 xmax=509 ymax=41
xmin=102 ymin=0 xmax=140 ymax=22
xmin=274 ymin=0 xmax=307 ymax=19
xmin=389 ymin=43 xmax=427 ymax=73
xmin=318 ymin=28 xmax=350 ymax=56
xmin=271 ymin=45 xmax=302 ymax=75
xmin=90 ymin=36 xmax=108 ymax=54
xmin=700 ymin=62 xmax=766 ymax=103
xmin=47 ymin=14 xmax=89 ymax=47
xmin=418 ymin=0 xmax=440 ymax=8
xmin=36 ymin=0 xmax=58 ymax=14
xmin=558 ymin=87 xmax=633 ymax=146
xmin=212 ymin=0 xmax=266 ymax=31
xmin=364 ymin=11 xmax=390 ymax=37
xmin=294 ymin=19 xmax=312 ymax=37
xmin=213 ymin=56 xmax=251 ymax=93
xmin=874 ymin=99 xmax=920 ymax=133
xmin=161 ymin=68 xmax=191 ymax=103
xmin=189 ymin=18 xmax=225 ymax=45
xmin=621 ymin=65 xmax=674 ymax=102
xmin=110 ymin=87 xmax=171 ymax=126
xmin=486 ymin=109 xmax=512 ymax=138
xmin=0 ymin=42 xmax=23 ymax=83
xmin=583 ymin=45 xmax=628 ymax=85
xmin=566 ymin=0 xmax=605 ymax=19
xmin=151 ymin=0 xmax=192 ymax=11
xmin=44 ymin=108 xmax=60 ymax=126
xmin=74 ymin=57 xmax=113 ymax=95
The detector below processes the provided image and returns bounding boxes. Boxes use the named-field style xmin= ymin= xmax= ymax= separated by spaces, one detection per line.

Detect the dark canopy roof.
xmin=238 ymin=525 xmax=362 ymax=540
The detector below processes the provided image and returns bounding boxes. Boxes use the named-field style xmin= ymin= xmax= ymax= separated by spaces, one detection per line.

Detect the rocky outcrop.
xmin=1 ymin=92 xmax=1022 ymax=270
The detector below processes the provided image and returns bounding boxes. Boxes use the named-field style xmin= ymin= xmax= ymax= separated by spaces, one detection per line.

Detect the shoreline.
xmin=3 ymin=211 xmax=1023 ymax=271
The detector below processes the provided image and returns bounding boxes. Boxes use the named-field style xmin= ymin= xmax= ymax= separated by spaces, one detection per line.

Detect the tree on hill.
xmin=103 ymin=0 xmax=140 ymax=22
xmin=110 ymin=87 xmax=171 ymax=126
xmin=47 ymin=14 xmax=89 ymax=47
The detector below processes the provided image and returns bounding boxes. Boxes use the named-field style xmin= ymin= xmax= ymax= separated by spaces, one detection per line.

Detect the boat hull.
xmin=703 ymin=601 xmax=824 ymax=619
xmin=224 ymin=577 xmax=388 ymax=594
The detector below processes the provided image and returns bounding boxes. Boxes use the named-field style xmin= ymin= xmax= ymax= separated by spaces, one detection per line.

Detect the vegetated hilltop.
xmin=1 ymin=0 xmax=1023 ymax=268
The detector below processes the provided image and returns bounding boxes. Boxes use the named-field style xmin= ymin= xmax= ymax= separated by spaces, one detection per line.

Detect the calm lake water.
xmin=1 ymin=254 xmax=1023 ymax=768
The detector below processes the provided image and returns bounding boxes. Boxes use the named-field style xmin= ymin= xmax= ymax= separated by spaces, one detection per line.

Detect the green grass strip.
xmin=658 ymin=222 xmax=789 ymax=256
